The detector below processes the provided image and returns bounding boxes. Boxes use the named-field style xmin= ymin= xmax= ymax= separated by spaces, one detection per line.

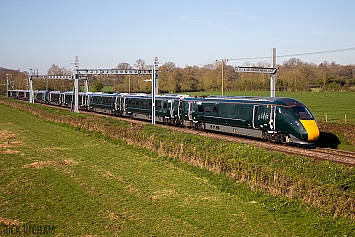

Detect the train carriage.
xmin=181 ymin=96 xmax=319 ymax=145
xmin=62 ymin=91 xmax=87 ymax=109
xmin=155 ymin=95 xmax=186 ymax=125
xmin=87 ymin=93 xmax=121 ymax=115
xmin=8 ymin=90 xmax=18 ymax=98
xmin=272 ymin=97 xmax=319 ymax=144
xmin=34 ymin=90 xmax=49 ymax=103
xmin=123 ymin=94 xmax=151 ymax=119
xmin=123 ymin=94 xmax=185 ymax=124
xmin=18 ymin=90 xmax=30 ymax=101
xmin=48 ymin=91 xmax=63 ymax=105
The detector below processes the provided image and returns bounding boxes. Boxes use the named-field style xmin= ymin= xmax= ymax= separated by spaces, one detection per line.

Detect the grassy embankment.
xmin=1 ymin=98 xmax=355 ymax=236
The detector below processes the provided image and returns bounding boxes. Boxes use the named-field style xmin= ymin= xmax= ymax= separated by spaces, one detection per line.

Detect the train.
xmin=6 ymin=89 xmax=320 ymax=145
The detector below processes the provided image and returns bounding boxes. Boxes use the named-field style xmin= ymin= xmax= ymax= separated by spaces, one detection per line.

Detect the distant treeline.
xmin=1 ymin=57 xmax=355 ymax=94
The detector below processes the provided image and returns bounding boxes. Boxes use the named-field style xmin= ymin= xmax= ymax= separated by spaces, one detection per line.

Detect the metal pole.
xmin=270 ymin=48 xmax=276 ymax=97
xmin=154 ymin=57 xmax=159 ymax=95
xmin=151 ymin=58 xmax=157 ymax=125
xmin=84 ymin=77 xmax=89 ymax=93
xmin=75 ymin=56 xmax=79 ymax=70
xmin=5 ymin=74 xmax=8 ymax=96
xmin=151 ymin=69 xmax=155 ymax=124
xmin=74 ymin=71 xmax=79 ymax=113
xmin=222 ymin=59 xmax=225 ymax=96
xmin=74 ymin=56 xmax=79 ymax=113
xmin=29 ymin=69 xmax=34 ymax=103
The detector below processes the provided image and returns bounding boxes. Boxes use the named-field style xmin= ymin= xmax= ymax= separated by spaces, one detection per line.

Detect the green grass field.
xmin=1 ymin=102 xmax=355 ymax=236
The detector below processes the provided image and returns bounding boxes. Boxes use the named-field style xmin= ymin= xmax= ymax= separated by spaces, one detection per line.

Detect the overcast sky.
xmin=1 ymin=0 xmax=355 ymax=74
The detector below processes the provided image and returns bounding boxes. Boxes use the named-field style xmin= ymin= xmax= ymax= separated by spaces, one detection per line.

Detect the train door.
xmin=169 ymin=100 xmax=174 ymax=118
xmin=269 ymin=106 xmax=277 ymax=131
xmin=188 ymin=102 xmax=193 ymax=120
xmin=252 ymin=105 xmax=259 ymax=128
xmin=114 ymin=96 xmax=119 ymax=112
xmin=122 ymin=97 xmax=125 ymax=112
xmin=253 ymin=105 xmax=269 ymax=129
xmin=178 ymin=100 xmax=182 ymax=119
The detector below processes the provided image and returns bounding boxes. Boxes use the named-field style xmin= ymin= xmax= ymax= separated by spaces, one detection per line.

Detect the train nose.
xmin=300 ymin=120 xmax=320 ymax=142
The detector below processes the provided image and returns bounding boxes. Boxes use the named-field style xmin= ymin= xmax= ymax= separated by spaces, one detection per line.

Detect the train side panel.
xmin=88 ymin=93 xmax=120 ymax=115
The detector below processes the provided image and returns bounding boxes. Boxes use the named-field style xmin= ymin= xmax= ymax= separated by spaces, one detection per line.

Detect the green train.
xmin=180 ymin=96 xmax=319 ymax=145
xmin=8 ymin=90 xmax=320 ymax=145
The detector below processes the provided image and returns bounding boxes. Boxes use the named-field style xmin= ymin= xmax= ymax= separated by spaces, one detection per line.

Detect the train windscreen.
xmin=291 ymin=106 xmax=314 ymax=120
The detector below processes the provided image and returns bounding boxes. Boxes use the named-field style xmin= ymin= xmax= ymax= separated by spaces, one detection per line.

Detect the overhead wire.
xmin=227 ymin=46 xmax=355 ymax=61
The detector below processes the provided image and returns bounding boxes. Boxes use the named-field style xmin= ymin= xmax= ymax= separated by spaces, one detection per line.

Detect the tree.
xmin=134 ymin=59 xmax=146 ymax=70
xmin=282 ymin=57 xmax=303 ymax=68
xmin=91 ymin=81 xmax=104 ymax=92
xmin=47 ymin=64 xmax=71 ymax=76
xmin=116 ymin=62 xmax=132 ymax=69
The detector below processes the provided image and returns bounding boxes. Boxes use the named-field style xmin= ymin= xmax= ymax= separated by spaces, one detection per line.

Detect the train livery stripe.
xmin=300 ymin=120 xmax=320 ymax=142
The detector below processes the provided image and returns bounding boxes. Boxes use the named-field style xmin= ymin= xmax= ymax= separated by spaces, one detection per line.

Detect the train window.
xmin=163 ymin=103 xmax=168 ymax=108
xmin=139 ymin=102 xmax=143 ymax=107
xmin=205 ymin=106 xmax=211 ymax=113
xmin=144 ymin=102 xmax=148 ymax=107
xmin=198 ymin=105 xmax=204 ymax=112
xmin=291 ymin=106 xmax=313 ymax=120
xmin=157 ymin=101 xmax=162 ymax=108
xmin=149 ymin=102 xmax=152 ymax=108
xmin=212 ymin=106 xmax=219 ymax=114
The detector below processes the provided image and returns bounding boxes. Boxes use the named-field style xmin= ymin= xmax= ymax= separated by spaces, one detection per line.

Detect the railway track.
xmin=172 ymin=125 xmax=355 ymax=166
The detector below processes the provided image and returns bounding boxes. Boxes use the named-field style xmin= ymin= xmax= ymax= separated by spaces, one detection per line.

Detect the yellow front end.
xmin=300 ymin=120 xmax=320 ymax=142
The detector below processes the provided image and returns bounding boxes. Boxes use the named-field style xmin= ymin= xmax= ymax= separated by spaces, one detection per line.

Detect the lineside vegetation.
xmin=1 ymin=100 xmax=355 ymax=236
xmin=1 ymin=99 xmax=355 ymax=221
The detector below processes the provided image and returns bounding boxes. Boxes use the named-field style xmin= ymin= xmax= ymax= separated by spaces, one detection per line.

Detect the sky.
xmin=1 ymin=0 xmax=355 ymax=74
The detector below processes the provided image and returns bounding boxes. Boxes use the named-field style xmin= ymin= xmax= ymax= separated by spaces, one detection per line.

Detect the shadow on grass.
xmin=316 ymin=132 xmax=341 ymax=149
